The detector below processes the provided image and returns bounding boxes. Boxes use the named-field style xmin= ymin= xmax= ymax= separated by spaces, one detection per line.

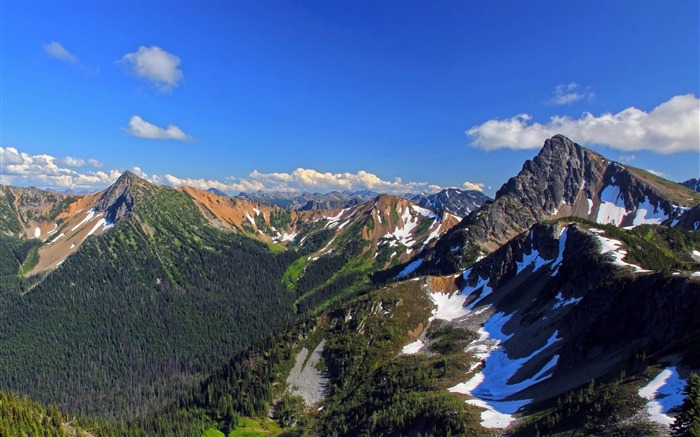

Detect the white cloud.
xmin=61 ymin=156 xmax=86 ymax=167
xmin=462 ymin=181 xmax=485 ymax=192
xmin=88 ymin=158 xmax=104 ymax=169
xmin=618 ymin=154 xmax=636 ymax=163
xmin=125 ymin=115 xmax=193 ymax=141
xmin=646 ymin=169 xmax=666 ymax=177
xmin=548 ymin=83 xmax=594 ymax=106
xmin=1 ymin=147 xmax=121 ymax=190
xmin=467 ymin=94 xmax=700 ymax=154
xmin=120 ymin=46 xmax=183 ymax=91
xmin=161 ymin=168 xmax=443 ymax=195
xmin=2 ymin=148 xmax=445 ymax=196
xmin=43 ymin=42 xmax=78 ymax=63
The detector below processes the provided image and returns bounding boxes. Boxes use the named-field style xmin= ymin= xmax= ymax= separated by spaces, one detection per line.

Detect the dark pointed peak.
xmin=114 ymin=170 xmax=149 ymax=188
xmin=95 ymin=171 xmax=152 ymax=223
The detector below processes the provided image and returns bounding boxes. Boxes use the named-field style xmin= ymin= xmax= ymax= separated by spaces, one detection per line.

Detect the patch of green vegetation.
xmin=266 ymin=242 xmax=286 ymax=254
xmin=0 ymin=389 xmax=83 ymax=437
xmin=18 ymin=245 xmax=40 ymax=276
xmin=391 ymin=206 xmax=400 ymax=223
xmin=512 ymin=370 xmax=655 ymax=437
xmin=228 ymin=418 xmax=282 ymax=437
xmin=269 ymin=209 xmax=292 ymax=231
xmin=426 ymin=323 xmax=478 ymax=355
xmin=240 ymin=219 xmax=256 ymax=234
xmin=283 ymin=256 xmax=308 ymax=290
xmin=204 ymin=428 xmax=226 ymax=437
xmin=672 ymin=372 xmax=700 ymax=436
xmin=316 ymin=281 xmax=486 ymax=436
xmin=414 ymin=215 xmax=433 ymax=236
xmin=562 ymin=217 xmax=700 ymax=271
xmin=366 ymin=215 xmax=375 ymax=231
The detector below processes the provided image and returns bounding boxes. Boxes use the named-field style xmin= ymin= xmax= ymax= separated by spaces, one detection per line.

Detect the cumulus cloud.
xmin=125 ymin=115 xmax=193 ymax=141
xmin=2 ymin=148 xmax=446 ymax=196
xmin=467 ymin=94 xmax=700 ymax=153
xmin=1 ymin=147 xmax=121 ymax=190
xmin=120 ymin=46 xmax=183 ymax=91
xmin=43 ymin=42 xmax=78 ymax=63
xmin=160 ymin=168 xmax=444 ymax=195
xmin=88 ymin=158 xmax=104 ymax=169
xmin=61 ymin=156 xmax=86 ymax=167
xmin=462 ymin=181 xmax=485 ymax=192
xmin=548 ymin=83 xmax=593 ymax=106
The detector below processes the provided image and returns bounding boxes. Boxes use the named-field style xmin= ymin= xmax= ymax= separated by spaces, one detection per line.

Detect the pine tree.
xmin=672 ymin=373 xmax=700 ymax=436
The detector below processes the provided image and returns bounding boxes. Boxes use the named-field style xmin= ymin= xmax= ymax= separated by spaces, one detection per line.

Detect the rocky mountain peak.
xmin=94 ymin=171 xmax=151 ymax=223
xmin=682 ymin=178 xmax=700 ymax=192
xmin=409 ymin=135 xmax=698 ymax=275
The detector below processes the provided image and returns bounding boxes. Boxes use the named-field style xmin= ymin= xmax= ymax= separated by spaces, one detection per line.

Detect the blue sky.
xmin=1 ymin=1 xmax=698 ymax=196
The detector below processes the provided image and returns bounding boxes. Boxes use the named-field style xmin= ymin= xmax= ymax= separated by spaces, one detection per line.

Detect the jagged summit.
xmin=682 ymin=177 xmax=700 ymax=192
xmin=409 ymin=187 xmax=491 ymax=217
xmin=95 ymin=171 xmax=152 ymax=223
xmin=410 ymin=135 xmax=699 ymax=274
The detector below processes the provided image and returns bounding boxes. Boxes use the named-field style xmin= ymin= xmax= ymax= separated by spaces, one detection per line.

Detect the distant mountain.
xmin=410 ymin=135 xmax=700 ymax=274
xmin=237 ymin=190 xmax=378 ymax=210
xmin=206 ymin=187 xmax=228 ymax=197
xmin=407 ymin=188 xmax=491 ymax=217
xmin=682 ymin=177 xmax=700 ymax=192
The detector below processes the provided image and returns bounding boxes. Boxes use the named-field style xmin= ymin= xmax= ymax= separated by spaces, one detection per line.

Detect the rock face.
xmin=408 ymin=188 xmax=491 ymax=217
xmin=682 ymin=178 xmax=700 ymax=192
xmin=94 ymin=170 xmax=145 ymax=223
xmin=0 ymin=185 xmax=77 ymax=238
xmin=413 ymin=135 xmax=700 ymax=274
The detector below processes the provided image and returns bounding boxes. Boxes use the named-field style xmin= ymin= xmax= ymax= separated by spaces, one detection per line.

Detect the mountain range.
xmin=0 ymin=134 xmax=698 ymax=436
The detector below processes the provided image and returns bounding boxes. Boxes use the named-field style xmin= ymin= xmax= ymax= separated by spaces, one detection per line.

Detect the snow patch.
xmin=71 ymin=209 xmax=97 ymax=232
xmin=596 ymin=234 xmax=651 ymax=273
xmin=49 ymin=233 xmax=65 ymax=244
xmin=401 ymin=339 xmax=424 ymax=354
xmin=429 ymin=290 xmax=469 ymax=322
xmin=549 ymin=227 xmax=568 ymax=276
xmin=82 ymin=218 xmax=108 ymax=243
xmin=587 ymin=198 xmax=594 ymax=215
xmin=450 ymin=310 xmax=561 ymax=428
xmin=465 ymin=398 xmax=528 ymax=429
xmin=632 ymin=197 xmax=669 ymax=226
xmin=397 ymin=258 xmax=423 ymax=279
xmin=410 ymin=205 xmax=435 ymax=218
xmin=34 ymin=227 xmax=41 ymax=238
xmin=552 ymin=291 xmax=582 ymax=309
xmin=638 ymin=367 xmax=686 ymax=426
xmin=281 ymin=232 xmax=298 ymax=242
xmin=244 ymin=212 xmax=256 ymax=227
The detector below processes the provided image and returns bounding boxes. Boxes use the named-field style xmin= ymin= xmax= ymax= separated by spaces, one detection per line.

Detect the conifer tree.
xmin=672 ymin=373 xmax=700 ymax=437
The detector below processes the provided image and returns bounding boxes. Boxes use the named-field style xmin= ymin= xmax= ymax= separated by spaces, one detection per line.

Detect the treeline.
xmin=0 ymin=389 xmax=75 ymax=437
